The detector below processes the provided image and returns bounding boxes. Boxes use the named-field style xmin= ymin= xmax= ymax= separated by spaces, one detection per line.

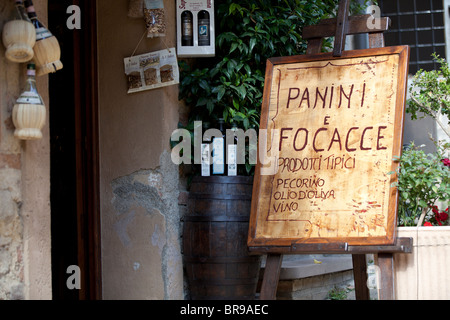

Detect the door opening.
xmin=48 ymin=0 xmax=101 ymax=300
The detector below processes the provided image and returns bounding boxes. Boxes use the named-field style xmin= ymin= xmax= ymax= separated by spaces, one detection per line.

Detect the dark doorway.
xmin=48 ymin=0 xmax=101 ymax=300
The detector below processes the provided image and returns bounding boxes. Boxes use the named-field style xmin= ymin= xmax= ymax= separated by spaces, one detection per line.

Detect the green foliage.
xmin=327 ymin=285 xmax=352 ymax=300
xmin=407 ymin=53 xmax=450 ymax=139
xmin=390 ymin=140 xmax=450 ymax=226
xmin=178 ymin=0 xmax=372 ymax=175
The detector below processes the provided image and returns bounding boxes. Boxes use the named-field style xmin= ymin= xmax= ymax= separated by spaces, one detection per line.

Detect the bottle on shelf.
xmin=24 ymin=0 xmax=63 ymax=75
xmin=2 ymin=0 xmax=36 ymax=63
xmin=197 ymin=10 xmax=210 ymax=46
xmin=181 ymin=10 xmax=193 ymax=46
xmin=212 ymin=118 xmax=225 ymax=175
xmin=12 ymin=63 xmax=46 ymax=140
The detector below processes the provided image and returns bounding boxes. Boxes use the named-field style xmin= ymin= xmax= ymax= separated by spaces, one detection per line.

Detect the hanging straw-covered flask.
xmin=12 ymin=63 xmax=46 ymax=140
xmin=24 ymin=0 xmax=63 ymax=76
xmin=2 ymin=0 xmax=36 ymax=63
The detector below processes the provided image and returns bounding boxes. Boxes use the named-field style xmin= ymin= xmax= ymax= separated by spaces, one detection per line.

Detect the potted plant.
xmin=177 ymin=0 xmax=371 ymax=300
xmin=390 ymin=54 xmax=450 ymax=300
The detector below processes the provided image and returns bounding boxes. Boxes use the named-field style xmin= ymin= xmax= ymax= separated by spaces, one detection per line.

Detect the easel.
xmin=255 ymin=0 xmax=413 ymax=300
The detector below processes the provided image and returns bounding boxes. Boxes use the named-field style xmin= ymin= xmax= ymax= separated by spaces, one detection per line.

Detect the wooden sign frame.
xmin=248 ymin=45 xmax=409 ymax=252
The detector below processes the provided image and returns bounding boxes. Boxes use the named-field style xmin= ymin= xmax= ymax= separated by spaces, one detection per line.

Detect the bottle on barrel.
xmin=227 ymin=122 xmax=238 ymax=176
xmin=24 ymin=0 xmax=63 ymax=75
xmin=197 ymin=10 xmax=210 ymax=46
xmin=200 ymin=121 xmax=211 ymax=176
xmin=181 ymin=10 xmax=193 ymax=46
xmin=212 ymin=118 xmax=225 ymax=175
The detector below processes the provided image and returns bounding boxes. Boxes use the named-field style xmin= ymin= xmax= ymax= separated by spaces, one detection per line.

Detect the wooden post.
xmin=377 ymin=253 xmax=395 ymax=300
xmin=333 ymin=0 xmax=350 ymax=56
xmin=352 ymin=254 xmax=370 ymax=300
xmin=259 ymin=254 xmax=283 ymax=300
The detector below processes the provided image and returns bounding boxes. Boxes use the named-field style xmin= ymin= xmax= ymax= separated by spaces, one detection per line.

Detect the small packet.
xmin=128 ymin=0 xmax=144 ymax=18
xmin=144 ymin=0 xmax=166 ymax=38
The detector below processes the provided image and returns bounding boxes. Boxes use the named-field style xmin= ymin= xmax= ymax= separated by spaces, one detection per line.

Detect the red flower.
xmin=437 ymin=210 xmax=449 ymax=223
xmin=442 ymin=158 xmax=450 ymax=167
xmin=429 ymin=206 xmax=449 ymax=226
xmin=424 ymin=222 xmax=433 ymax=226
xmin=431 ymin=205 xmax=439 ymax=214
xmin=431 ymin=206 xmax=449 ymax=226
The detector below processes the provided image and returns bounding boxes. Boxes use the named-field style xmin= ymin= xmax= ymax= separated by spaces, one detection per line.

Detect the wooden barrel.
xmin=183 ymin=176 xmax=261 ymax=300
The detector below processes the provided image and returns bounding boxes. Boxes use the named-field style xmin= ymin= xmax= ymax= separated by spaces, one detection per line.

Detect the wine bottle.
xmin=2 ymin=0 xmax=36 ymax=63
xmin=212 ymin=118 xmax=225 ymax=175
xmin=14 ymin=0 xmax=31 ymax=21
xmin=24 ymin=0 xmax=52 ymax=40
xmin=201 ymin=121 xmax=211 ymax=176
xmin=16 ymin=64 xmax=44 ymax=104
xmin=23 ymin=0 xmax=63 ymax=75
xmin=181 ymin=10 xmax=193 ymax=46
xmin=198 ymin=10 xmax=210 ymax=46
xmin=227 ymin=123 xmax=238 ymax=176
xmin=12 ymin=63 xmax=46 ymax=140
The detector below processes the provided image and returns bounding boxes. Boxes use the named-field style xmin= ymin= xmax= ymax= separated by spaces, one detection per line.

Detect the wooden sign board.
xmin=248 ymin=46 xmax=409 ymax=251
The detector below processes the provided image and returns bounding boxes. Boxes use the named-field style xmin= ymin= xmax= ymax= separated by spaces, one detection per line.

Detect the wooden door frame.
xmin=72 ymin=0 xmax=101 ymax=299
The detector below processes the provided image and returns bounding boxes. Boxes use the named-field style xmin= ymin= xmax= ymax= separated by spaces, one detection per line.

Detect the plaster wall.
xmin=0 ymin=0 xmax=52 ymax=299
xmin=96 ymin=0 xmax=183 ymax=299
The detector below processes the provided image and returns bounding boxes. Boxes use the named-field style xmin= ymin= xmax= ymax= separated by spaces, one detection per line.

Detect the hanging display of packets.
xmin=124 ymin=48 xmax=179 ymax=94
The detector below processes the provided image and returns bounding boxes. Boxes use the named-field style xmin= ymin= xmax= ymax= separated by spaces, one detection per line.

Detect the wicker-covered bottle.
xmin=2 ymin=0 xmax=36 ymax=63
xmin=24 ymin=0 xmax=63 ymax=76
xmin=12 ymin=63 xmax=46 ymax=140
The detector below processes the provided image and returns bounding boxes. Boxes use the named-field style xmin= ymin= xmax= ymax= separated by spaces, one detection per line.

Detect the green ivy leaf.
xmin=196 ymin=97 xmax=208 ymax=107
xmin=249 ymin=38 xmax=256 ymax=53
xmin=229 ymin=42 xmax=239 ymax=54
xmin=216 ymin=86 xmax=226 ymax=101
xmin=206 ymin=100 xmax=214 ymax=114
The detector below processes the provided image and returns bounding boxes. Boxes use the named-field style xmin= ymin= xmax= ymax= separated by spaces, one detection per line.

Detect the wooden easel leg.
xmin=260 ymin=254 xmax=282 ymax=300
xmin=377 ymin=253 xmax=395 ymax=300
xmin=352 ymin=254 xmax=370 ymax=300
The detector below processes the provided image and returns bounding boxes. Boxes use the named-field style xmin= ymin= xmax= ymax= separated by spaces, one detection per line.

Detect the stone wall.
xmin=0 ymin=0 xmax=52 ymax=299
xmin=277 ymin=270 xmax=355 ymax=300
xmin=0 ymin=3 xmax=24 ymax=300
